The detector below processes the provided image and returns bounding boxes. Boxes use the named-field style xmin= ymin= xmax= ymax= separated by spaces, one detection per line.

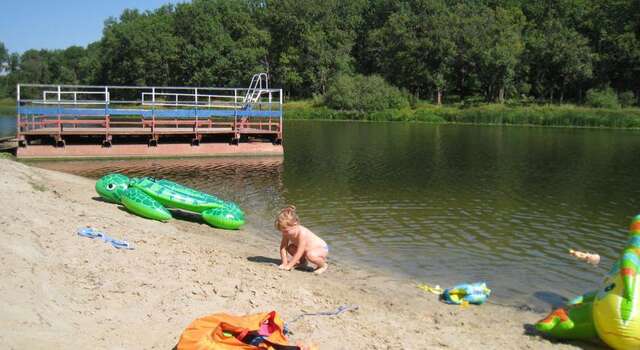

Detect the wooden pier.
xmin=15 ymin=73 xmax=284 ymax=159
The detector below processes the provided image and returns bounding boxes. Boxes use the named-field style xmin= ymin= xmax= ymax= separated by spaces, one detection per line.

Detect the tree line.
xmin=0 ymin=0 xmax=638 ymax=106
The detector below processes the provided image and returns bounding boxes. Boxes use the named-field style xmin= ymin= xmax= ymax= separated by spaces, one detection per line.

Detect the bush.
xmin=586 ymin=87 xmax=619 ymax=109
xmin=323 ymin=74 xmax=410 ymax=112
xmin=414 ymin=109 xmax=445 ymax=123
xmin=620 ymin=91 xmax=636 ymax=108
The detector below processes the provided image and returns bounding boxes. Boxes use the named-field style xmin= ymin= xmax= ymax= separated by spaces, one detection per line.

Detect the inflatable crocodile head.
xmin=95 ymin=173 xmax=131 ymax=204
xmin=592 ymin=215 xmax=640 ymax=349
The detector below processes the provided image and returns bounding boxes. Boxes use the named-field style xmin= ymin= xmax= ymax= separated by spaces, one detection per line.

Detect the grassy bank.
xmin=285 ymin=100 xmax=640 ymax=128
xmin=0 ymin=98 xmax=15 ymax=116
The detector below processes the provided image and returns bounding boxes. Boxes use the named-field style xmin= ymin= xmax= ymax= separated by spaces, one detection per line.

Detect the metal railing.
xmin=16 ymin=73 xmax=283 ymax=143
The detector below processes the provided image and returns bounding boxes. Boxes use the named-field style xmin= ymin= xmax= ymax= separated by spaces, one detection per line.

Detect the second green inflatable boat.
xmin=95 ymin=173 xmax=245 ymax=230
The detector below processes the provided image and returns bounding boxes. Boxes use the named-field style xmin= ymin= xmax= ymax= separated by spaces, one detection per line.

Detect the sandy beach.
xmin=0 ymin=157 xmax=599 ymax=349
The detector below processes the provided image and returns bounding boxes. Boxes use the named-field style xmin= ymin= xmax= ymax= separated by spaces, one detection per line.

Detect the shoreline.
xmin=0 ymin=158 xmax=594 ymax=349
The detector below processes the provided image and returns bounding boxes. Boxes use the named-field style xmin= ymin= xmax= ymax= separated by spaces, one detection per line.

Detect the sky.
xmin=0 ymin=0 xmax=188 ymax=53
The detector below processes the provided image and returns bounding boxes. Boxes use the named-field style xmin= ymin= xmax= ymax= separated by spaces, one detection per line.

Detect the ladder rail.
xmin=243 ymin=73 xmax=269 ymax=107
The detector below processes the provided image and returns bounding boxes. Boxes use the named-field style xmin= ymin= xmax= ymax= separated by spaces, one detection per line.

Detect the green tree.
xmin=582 ymin=0 xmax=640 ymax=103
xmin=17 ymin=50 xmax=51 ymax=84
xmin=78 ymin=42 xmax=102 ymax=84
xmin=264 ymin=0 xmax=366 ymax=97
xmin=173 ymin=0 xmax=269 ymax=87
xmin=476 ymin=7 xmax=525 ymax=102
xmin=0 ymin=42 xmax=8 ymax=73
xmin=366 ymin=0 xmax=455 ymax=103
xmin=100 ymin=6 xmax=180 ymax=85
xmin=523 ymin=18 xmax=593 ymax=102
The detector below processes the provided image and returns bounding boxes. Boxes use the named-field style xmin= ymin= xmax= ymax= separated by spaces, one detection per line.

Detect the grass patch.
xmin=0 ymin=152 xmax=15 ymax=159
xmin=0 ymin=98 xmax=16 ymax=116
xmin=283 ymin=100 xmax=640 ymax=128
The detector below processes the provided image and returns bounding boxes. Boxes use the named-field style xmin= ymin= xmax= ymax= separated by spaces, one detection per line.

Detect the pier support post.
xmin=17 ymin=135 xmax=27 ymax=148
xmin=102 ymin=135 xmax=112 ymax=148
xmin=54 ymin=137 xmax=65 ymax=148
xmin=191 ymin=134 xmax=202 ymax=147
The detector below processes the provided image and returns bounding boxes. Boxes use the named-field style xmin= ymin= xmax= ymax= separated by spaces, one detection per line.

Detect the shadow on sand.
xmin=91 ymin=196 xmax=110 ymax=203
xmin=523 ymin=323 xmax=607 ymax=350
xmin=108 ymin=205 xmax=207 ymax=225
xmin=533 ymin=291 xmax=569 ymax=309
xmin=246 ymin=256 xmax=315 ymax=272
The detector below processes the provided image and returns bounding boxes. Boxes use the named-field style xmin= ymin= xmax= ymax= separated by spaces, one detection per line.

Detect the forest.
xmin=0 ymin=0 xmax=638 ymax=110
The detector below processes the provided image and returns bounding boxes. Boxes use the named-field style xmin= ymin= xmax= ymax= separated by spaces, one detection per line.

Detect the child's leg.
xmin=286 ymin=244 xmax=307 ymax=266
xmin=306 ymin=246 xmax=329 ymax=274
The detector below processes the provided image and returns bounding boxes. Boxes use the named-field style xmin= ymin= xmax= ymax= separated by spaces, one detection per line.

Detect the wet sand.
xmin=0 ymin=158 xmax=598 ymax=349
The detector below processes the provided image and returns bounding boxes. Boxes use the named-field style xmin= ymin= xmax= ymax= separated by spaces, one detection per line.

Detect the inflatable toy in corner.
xmin=177 ymin=311 xmax=311 ymax=350
xmin=535 ymin=214 xmax=640 ymax=350
xmin=95 ymin=173 xmax=244 ymax=230
xmin=442 ymin=282 xmax=491 ymax=305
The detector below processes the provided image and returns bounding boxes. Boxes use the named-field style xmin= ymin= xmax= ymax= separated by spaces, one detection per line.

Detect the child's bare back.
xmin=275 ymin=206 xmax=329 ymax=274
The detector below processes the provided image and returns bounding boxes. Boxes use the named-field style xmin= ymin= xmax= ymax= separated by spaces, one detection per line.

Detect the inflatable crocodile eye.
xmin=604 ymin=283 xmax=615 ymax=292
xmin=106 ymin=183 xmax=115 ymax=190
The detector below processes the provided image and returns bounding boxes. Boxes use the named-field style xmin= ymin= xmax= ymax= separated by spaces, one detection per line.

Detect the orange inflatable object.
xmin=177 ymin=311 xmax=294 ymax=350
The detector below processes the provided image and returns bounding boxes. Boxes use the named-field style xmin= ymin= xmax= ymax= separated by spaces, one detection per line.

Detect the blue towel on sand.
xmin=77 ymin=227 xmax=134 ymax=250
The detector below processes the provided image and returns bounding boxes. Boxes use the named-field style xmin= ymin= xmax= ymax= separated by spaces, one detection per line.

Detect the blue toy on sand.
xmin=442 ymin=282 xmax=491 ymax=305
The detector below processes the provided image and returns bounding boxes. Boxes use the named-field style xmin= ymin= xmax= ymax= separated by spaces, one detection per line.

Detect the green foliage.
xmin=523 ymin=18 xmax=593 ymax=102
xmin=285 ymin=101 xmax=640 ymax=129
xmin=264 ymin=0 xmax=366 ymax=97
xmin=619 ymin=91 xmax=636 ymax=107
xmin=1 ymin=0 xmax=639 ymax=112
xmin=586 ymin=87 xmax=619 ymax=109
xmin=0 ymin=98 xmax=14 ymax=115
xmin=0 ymin=42 xmax=7 ymax=70
xmin=100 ymin=7 xmax=180 ymax=86
xmin=366 ymin=0 xmax=455 ymax=101
xmin=172 ymin=0 xmax=269 ymax=86
xmin=323 ymin=74 xmax=409 ymax=111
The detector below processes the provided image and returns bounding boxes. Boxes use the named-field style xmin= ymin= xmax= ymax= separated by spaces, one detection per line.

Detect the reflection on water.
xmin=28 ymin=121 xmax=640 ymax=307
xmin=0 ymin=116 xmax=16 ymax=138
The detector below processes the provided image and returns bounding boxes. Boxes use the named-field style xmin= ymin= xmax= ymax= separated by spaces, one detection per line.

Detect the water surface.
xmin=24 ymin=121 xmax=640 ymax=309
xmin=0 ymin=116 xmax=16 ymax=138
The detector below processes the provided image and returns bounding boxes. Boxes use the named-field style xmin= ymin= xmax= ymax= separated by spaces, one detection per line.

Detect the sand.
xmin=0 ymin=158 xmax=600 ymax=349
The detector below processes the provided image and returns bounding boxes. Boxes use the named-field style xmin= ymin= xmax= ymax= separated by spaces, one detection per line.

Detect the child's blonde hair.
xmin=275 ymin=205 xmax=299 ymax=230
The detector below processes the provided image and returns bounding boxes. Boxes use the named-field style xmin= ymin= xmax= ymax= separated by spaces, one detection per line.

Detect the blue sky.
xmin=0 ymin=0 xmax=187 ymax=53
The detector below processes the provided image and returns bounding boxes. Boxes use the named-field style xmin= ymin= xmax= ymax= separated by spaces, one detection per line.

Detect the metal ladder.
xmin=242 ymin=73 xmax=269 ymax=109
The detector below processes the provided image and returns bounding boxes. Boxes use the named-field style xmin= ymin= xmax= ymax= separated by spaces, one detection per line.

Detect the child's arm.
xmin=279 ymin=236 xmax=289 ymax=267
xmin=283 ymin=237 xmax=307 ymax=270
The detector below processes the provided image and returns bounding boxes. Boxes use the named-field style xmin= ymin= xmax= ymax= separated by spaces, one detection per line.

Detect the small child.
xmin=275 ymin=205 xmax=329 ymax=274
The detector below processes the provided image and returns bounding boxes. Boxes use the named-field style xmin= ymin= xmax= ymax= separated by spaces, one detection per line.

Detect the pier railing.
xmin=16 ymin=77 xmax=283 ymax=145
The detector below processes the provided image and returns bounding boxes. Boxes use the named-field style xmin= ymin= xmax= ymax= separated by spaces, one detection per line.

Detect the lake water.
xmin=0 ymin=116 xmax=16 ymax=137
xmin=12 ymin=119 xmax=640 ymax=309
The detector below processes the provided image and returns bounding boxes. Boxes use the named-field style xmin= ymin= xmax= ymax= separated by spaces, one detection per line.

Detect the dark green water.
xmin=0 ymin=116 xmax=16 ymax=137
xmin=21 ymin=120 xmax=640 ymax=309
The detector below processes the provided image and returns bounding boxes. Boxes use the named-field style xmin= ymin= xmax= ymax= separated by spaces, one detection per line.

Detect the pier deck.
xmin=15 ymin=73 xmax=284 ymax=158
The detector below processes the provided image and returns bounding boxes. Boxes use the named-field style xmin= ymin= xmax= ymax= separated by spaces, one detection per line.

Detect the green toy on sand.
xmin=95 ymin=173 xmax=245 ymax=230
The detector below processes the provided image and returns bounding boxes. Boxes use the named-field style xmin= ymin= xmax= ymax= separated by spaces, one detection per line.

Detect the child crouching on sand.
xmin=275 ymin=205 xmax=329 ymax=274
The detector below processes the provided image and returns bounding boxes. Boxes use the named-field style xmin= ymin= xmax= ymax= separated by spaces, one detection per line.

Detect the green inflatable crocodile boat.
xmin=95 ymin=173 xmax=244 ymax=230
